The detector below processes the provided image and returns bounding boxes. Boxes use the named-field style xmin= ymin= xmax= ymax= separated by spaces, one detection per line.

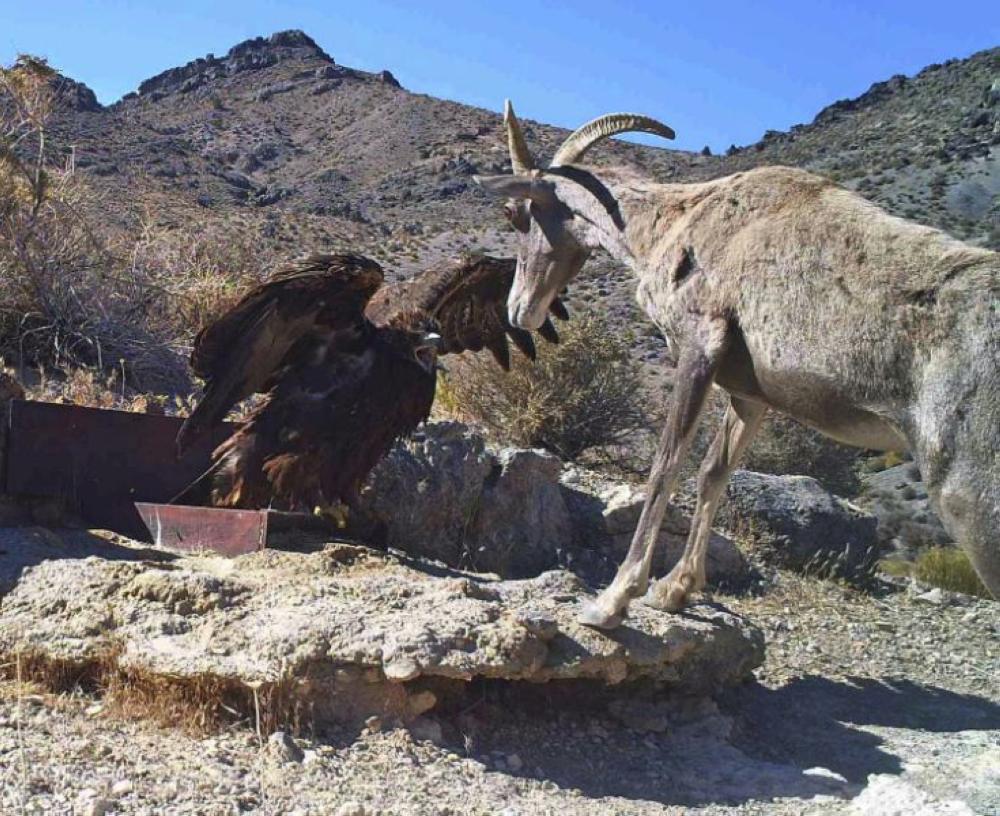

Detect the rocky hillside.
xmin=34 ymin=30 xmax=996 ymax=374
xmin=46 ymin=30 xmax=999 ymax=248
xmin=711 ymin=48 xmax=1000 ymax=247
xmin=43 ymin=31 xmax=699 ymax=275
xmin=45 ymin=31 xmax=996 ymax=241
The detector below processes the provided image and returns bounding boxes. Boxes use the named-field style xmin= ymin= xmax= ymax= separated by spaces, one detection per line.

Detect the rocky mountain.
xmin=43 ymin=31 xmax=702 ymax=272
xmin=712 ymin=48 xmax=1000 ymax=247
xmin=40 ymin=30 xmax=1000 ymax=343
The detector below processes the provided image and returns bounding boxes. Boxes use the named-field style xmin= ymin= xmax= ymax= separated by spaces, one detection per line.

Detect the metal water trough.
xmin=2 ymin=399 xmax=337 ymax=555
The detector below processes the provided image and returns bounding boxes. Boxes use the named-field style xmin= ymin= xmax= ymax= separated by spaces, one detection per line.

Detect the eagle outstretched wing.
xmin=366 ymin=254 xmax=569 ymax=370
xmin=176 ymin=253 xmax=385 ymax=455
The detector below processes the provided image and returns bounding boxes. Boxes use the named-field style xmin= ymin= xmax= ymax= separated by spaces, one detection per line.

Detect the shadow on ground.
xmin=725 ymin=674 xmax=1000 ymax=784
xmin=4 ymin=525 xmax=996 ymax=809
xmin=419 ymin=673 xmax=1000 ymax=808
xmin=0 ymin=526 xmax=174 ymax=597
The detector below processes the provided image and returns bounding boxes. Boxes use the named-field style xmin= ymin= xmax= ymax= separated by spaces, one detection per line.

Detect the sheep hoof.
xmin=578 ymin=600 xmax=625 ymax=629
xmin=641 ymin=579 xmax=689 ymax=612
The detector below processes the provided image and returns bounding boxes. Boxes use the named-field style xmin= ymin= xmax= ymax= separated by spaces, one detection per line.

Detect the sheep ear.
xmin=474 ymin=176 xmax=558 ymax=210
xmin=473 ymin=175 xmax=536 ymax=199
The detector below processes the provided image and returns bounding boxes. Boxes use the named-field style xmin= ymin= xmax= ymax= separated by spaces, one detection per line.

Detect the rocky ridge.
xmin=29 ymin=32 xmax=997 ymax=385
xmin=39 ymin=32 xmax=997 ymax=279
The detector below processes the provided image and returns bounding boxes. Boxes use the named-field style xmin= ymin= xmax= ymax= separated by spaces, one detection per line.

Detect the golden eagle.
xmin=176 ymin=253 xmax=567 ymax=513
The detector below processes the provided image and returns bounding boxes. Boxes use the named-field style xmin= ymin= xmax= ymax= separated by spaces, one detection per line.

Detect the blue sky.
xmin=3 ymin=1 xmax=997 ymax=152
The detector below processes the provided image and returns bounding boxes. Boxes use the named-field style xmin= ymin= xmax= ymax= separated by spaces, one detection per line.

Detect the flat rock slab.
xmin=0 ymin=533 xmax=763 ymax=725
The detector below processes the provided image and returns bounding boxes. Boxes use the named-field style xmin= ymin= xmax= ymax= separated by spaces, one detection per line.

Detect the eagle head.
xmin=381 ymin=312 xmax=442 ymax=374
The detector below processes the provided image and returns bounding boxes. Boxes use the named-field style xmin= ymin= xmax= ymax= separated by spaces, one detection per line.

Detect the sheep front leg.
xmin=644 ymin=396 xmax=765 ymax=611
xmin=579 ymin=317 xmax=730 ymax=629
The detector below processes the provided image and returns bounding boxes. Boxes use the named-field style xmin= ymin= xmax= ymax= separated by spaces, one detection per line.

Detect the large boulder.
xmin=559 ymin=471 xmax=751 ymax=590
xmin=599 ymin=483 xmax=749 ymax=587
xmin=358 ymin=423 xmax=573 ymax=578
xmin=715 ymin=470 xmax=880 ymax=579
xmin=0 ymin=538 xmax=765 ymax=728
xmin=468 ymin=448 xmax=573 ymax=577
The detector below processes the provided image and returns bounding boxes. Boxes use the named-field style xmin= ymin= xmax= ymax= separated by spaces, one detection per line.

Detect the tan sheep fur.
xmin=476 ymin=105 xmax=999 ymax=628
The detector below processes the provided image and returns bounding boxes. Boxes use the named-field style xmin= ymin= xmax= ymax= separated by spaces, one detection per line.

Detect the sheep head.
xmin=475 ymin=100 xmax=674 ymax=329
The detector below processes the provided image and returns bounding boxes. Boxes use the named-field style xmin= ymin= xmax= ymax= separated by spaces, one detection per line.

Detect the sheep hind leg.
xmin=643 ymin=396 xmax=765 ymax=611
xmin=915 ymin=354 xmax=1000 ymax=599
xmin=920 ymin=434 xmax=1000 ymax=599
xmin=578 ymin=317 xmax=731 ymax=629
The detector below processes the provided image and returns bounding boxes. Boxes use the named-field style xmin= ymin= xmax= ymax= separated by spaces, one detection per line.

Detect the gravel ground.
xmin=1 ymin=572 xmax=997 ymax=816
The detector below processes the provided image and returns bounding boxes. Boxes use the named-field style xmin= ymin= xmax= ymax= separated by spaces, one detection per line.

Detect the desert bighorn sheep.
xmin=475 ymin=101 xmax=999 ymax=628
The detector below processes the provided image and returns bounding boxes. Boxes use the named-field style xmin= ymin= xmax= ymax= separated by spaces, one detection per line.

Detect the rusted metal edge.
xmin=133 ymin=503 xmax=351 ymax=557
xmin=4 ymin=399 xmax=236 ymax=540
xmin=135 ymin=502 xmax=268 ymax=556
xmin=3 ymin=399 xmax=353 ymax=557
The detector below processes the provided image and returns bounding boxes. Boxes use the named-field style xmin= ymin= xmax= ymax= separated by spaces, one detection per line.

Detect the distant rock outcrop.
xmin=136 ymin=29 xmax=333 ymax=98
xmin=52 ymin=75 xmax=102 ymax=112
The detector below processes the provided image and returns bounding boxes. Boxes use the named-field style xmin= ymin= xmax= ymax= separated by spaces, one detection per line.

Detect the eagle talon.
xmin=314 ymin=501 xmax=350 ymax=529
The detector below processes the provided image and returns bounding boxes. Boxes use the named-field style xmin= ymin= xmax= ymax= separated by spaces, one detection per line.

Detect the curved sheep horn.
xmin=551 ymin=113 xmax=675 ymax=167
xmin=505 ymin=99 xmax=535 ymax=175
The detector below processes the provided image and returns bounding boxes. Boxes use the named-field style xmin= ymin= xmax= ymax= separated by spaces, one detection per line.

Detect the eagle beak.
xmin=415 ymin=332 xmax=442 ymax=373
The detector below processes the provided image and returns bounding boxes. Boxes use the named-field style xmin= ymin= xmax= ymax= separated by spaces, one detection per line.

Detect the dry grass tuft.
xmin=881 ymin=547 xmax=990 ymax=598
xmin=438 ymin=310 xmax=648 ymax=462
xmin=127 ymin=215 xmax=268 ymax=341
xmin=1 ymin=647 xmax=315 ymax=736
xmin=912 ymin=547 xmax=990 ymax=598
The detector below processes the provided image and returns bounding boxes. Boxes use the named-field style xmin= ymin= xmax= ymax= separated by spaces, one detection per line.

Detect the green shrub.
xmin=913 ymin=547 xmax=990 ymax=598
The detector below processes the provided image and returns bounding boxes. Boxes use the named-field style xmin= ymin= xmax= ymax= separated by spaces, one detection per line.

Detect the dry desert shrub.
xmin=438 ymin=310 xmax=648 ymax=462
xmin=0 ymin=56 xmax=188 ymax=392
xmin=25 ymin=366 xmax=170 ymax=414
xmin=127 ymin=215 xmax=269 ymax=343
xmin=0 ymin=55 xmax=270 ymax=399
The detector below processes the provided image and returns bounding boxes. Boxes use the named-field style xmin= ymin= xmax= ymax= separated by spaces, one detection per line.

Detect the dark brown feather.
xmin=507 ymin=327 xmax=537 ymax=360
xmin=538 ymin=317 xmax=560 ymax=345
xmin=366 ymin=254 xmax=566 ymax=362
xmin=548 ymin=297 xmax=570 ymax=322
xmin=211 ymin=323 xmax=436 ymax=510
xmin=177 ymin=254 xmax=384 ymax=454
xmin=181 ymin=253 xmax=570 ymax=513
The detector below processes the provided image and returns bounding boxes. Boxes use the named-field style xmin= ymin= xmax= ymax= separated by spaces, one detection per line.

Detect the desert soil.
xmin=2 ymin=572 xmax=997 ymax=816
